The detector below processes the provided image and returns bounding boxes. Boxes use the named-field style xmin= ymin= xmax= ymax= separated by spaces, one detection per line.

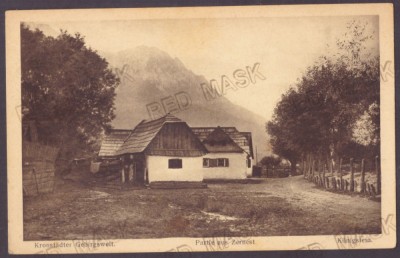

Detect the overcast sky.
xmin=33 ymin=16 xmax=378 ymax=120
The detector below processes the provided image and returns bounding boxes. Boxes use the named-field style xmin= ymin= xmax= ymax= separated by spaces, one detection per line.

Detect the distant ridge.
xmin=102 ymin=46 xmax=271 ymax=158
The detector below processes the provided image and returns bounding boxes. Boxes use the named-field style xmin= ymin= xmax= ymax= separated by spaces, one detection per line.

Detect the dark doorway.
xmin=125 ymin=154 xmax=145 ymax=185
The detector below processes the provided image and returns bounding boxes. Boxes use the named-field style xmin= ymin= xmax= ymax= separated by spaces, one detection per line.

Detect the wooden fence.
xmin=252 ymin=166 xmax=302 ymax=178
xmin=257 ymin=166 xmax=292 ymax=178
xmin=23 ymin=142 xmax=59 ymax=196
xmin=303 ymin=156 xmax=381 ymax=197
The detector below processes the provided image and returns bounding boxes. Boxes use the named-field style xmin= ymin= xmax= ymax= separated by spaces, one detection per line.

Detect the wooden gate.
xmin=23 ymin=142 xmax=59 ymax=196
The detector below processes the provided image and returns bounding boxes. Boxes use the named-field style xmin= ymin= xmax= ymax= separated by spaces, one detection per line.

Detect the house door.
xmin=135 ymin=160 xmax=145 ymax=184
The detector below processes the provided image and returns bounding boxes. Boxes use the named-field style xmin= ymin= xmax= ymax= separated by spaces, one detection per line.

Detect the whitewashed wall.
xmin=203 ymin=152 xmax=248 ymax=179
xmin=146 ymin=155 xmax=204 ymax=182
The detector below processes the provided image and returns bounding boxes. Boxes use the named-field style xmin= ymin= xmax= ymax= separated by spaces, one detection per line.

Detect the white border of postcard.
xmin=6 ymin=3 xmax=395 ymax=254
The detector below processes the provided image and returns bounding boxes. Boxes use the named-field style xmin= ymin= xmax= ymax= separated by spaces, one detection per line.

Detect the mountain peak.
xmin=116 ymin=46 xmax=172 ymax=64
xmin=105 ymin=47 xmax=271 ymax=157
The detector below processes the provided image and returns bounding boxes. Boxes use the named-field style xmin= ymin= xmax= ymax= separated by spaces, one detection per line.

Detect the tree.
xmin=259 ymin=155 xmax=281 ymax=168
xmin=21 ymin=24 xmax=119 ymax=161
xmin=267 ymin=20 xmax=379 ymax=174
xmin=352 ymin=102 xmax=379 ymax=147
xmin=295 ymin=56 xmax=379 ymax=160
xmin=267 ymin=89 xmax=304 ymax=175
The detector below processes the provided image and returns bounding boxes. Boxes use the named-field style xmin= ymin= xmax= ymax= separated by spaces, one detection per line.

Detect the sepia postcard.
xmin=6 ymin=3 xmax=396 ymax=254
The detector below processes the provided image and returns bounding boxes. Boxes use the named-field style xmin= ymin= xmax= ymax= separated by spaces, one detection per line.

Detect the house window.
xmin=203 ymin=158 xmax=229 ymax=167
xmin=217 ymin=158 xmax=228 ymax=167
xmin=203 ymin=158 xmax=209 ymax=167
xmin=210 ymin=158 xmax=218 ymax=167
xmin=168 ymin=159 xmax=182 ymax=169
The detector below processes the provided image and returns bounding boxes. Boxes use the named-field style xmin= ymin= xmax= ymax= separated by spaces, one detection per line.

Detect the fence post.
xmin=350 ymin=158 xmax=354 ymax=192
xmin=335 ymin=157 xmax=339 ymax=177
xmin=309 ymin=156 xmax=313 ymax=179
xmin=361 ymin=159 xmax=366 ymax=193
xmin=367 ymin=183 xmax=371 ymax=196
xmin=339 ymin=158 xmax=343 ymax=190
xmin=375 ymin=156 xmax=381 ymax=195
xmin=311 ymin=159 xmax=315 ymax=177
xmin=322 ymin=160 xmax=326 ymax=187
xmin=306 ymin=156 xmax=310 ymax=179
xmin=317 ymin=159 xmax=321 ymax=186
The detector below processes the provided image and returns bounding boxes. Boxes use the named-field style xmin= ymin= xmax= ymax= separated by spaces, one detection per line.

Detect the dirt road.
xmin=257 ymin=176 xmax=381 ymax=228
xmin=24 ymin=175 xmax=381 ymax=240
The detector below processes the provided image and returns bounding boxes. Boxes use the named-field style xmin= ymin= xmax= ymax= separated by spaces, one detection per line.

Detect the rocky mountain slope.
xmin=102 ymin=46 xmax=271 ymax=158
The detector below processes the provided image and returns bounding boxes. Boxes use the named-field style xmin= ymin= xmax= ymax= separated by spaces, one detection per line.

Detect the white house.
xmin=98 ymin=114 xmax=254 ymax=187
xmin=192 ymin=127 xmax=254 ymax=180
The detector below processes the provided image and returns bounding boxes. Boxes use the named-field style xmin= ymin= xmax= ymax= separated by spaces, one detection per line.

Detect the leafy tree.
xmin=21 ymin=24 xmax=119 ymax=162
xmin=259 ymin=155 xmax=282 ymax=168
xmin=267 ymin=20 xmax=379 ymax=172
xmin=295 ymin=56 xmax=379 ymax=159
xmin=352 ymin=103 xmax=379 ymax=146
xmin=267 ymin=89 xmax=304 ymax=174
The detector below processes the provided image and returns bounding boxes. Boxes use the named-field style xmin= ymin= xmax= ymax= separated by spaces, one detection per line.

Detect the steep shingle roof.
xmin=191 ymin=127 xmax=253 ymax=157
xmin=239 ymin=132 xmax=254 ymax=158
xmin=201 ymin=127 xmax=243 ymax=153
xmin=99 ymin=129 xmax=131 ymax=157
xmin=116 ymin=114 xmax=183 ymax=155
xmin=99 ymin=114 xmax=253 ymax=158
